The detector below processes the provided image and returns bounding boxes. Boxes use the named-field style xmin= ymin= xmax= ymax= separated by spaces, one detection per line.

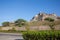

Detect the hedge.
xmin=22 ymin=31 xmax=60 ymax=40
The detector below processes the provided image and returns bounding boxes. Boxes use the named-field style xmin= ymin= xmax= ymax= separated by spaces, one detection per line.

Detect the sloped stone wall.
xmin=54 ymin=25 xmax=60 ymax=30
xmin=1 ymin=27 xmax=12 ymax=30
xmin=0 ymin=25 xmax=60 ymax=31
xmin=29 ymin=26 xmax=51 ymax=30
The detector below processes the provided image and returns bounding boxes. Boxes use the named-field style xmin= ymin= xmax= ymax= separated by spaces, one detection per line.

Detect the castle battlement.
xmin=31 ymin=12 xmax=59 ymax=21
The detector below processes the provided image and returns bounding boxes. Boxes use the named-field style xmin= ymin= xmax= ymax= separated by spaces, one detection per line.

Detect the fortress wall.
xmin=1 ymin=27 xmax=12 ymax=30
xmin=0 ymin=25 xmax=60 ymax=31
xmin=54 ymin=25 xmax=60 ymax=30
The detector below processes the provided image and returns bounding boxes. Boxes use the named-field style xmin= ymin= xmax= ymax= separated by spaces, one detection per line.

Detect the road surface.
xmin=0 ymin=33 xmax=23 ymax=40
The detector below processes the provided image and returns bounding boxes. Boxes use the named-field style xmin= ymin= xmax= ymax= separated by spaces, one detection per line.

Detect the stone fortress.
xmin=0 ymin=12 xmax=60 ymax=31
xmin=31 ymin=12 xmax=60 ymax=21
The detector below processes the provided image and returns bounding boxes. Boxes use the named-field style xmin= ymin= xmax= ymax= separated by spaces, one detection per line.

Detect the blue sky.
xmin=0 ymin=0 xmax=60 ymax=25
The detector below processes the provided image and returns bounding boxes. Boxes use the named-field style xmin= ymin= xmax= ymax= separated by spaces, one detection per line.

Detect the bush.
xmin=8 ymin=27 xmax=16 ymax=32
xmin=2 ymin=22 xmax=9 ymax=27
xmin=22 ymin=31 xmax=60 ymax=40
xmin=44 ymin=17 xmax=54 ymax=22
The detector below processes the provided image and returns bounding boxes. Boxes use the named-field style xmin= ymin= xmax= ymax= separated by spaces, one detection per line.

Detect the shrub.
xmin=23 ymin=31 xmax=60 ymax=40
xmin=2 ymin=22 xmax=9 ymax=27
xmin=8 ymin=27 xmax=16 ymax=32
xmin=44 ymin=17 xmax=54 ymax=22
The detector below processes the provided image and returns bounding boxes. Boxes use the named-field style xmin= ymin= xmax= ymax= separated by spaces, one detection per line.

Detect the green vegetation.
xmin=15 ymin=19 xmax=27 ymax=27
xmin=0 ymin=30 xmax=26 ymax=33
xmin=2 ymin=22 xmax=9 ymax=27
xmin=8 ymin=27 xmax=16 ymax=32
xmin=23 ymin=31 xmax=60 ymax=40
xmin=1 ymin=19 xmax=27 ymax=27
xmin=44 ymin=17 xmax=54 ymax=22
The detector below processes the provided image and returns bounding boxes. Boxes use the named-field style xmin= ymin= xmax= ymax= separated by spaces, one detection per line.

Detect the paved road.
xmin=0 ymin=33 xmax=23 ymax=40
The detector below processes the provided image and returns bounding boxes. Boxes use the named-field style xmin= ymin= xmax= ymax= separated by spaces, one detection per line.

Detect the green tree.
xmin=15 ymin=19 xmax=27 ymax=27
xmin=44 ymin=17 xmax=54 ymax=22
xmin=2 ymin=22 xmax=9 ymax=27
